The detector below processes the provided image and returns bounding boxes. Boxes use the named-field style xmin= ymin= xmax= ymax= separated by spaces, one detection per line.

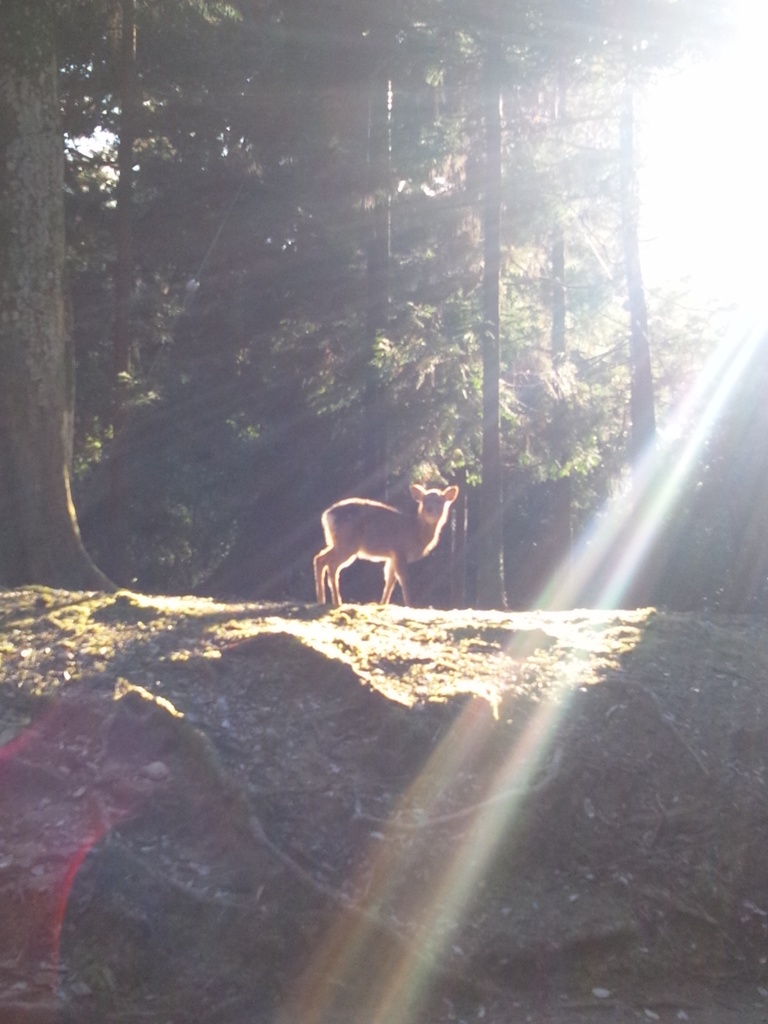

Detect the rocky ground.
xmin=2 ymin=588 xmax=768 ymax=1023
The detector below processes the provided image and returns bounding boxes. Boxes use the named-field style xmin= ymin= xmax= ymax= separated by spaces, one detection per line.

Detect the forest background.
xmin=2 ymin=0 xmax=766 ymax=613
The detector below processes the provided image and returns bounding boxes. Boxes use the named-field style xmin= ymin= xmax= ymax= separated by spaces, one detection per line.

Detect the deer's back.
xmin=323 ymin=498 xmax=420 ymax=560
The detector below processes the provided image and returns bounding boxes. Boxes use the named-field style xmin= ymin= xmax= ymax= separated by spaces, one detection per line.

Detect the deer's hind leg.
xmin=313 ymin=549 xmax=330 ymax=604
xmin=314 ymin=547 xmax=352 ymax=606
xmin=314 ymin=548 xmax=344 ymax=604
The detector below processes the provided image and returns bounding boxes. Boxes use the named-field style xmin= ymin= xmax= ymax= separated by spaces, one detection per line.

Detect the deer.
xmin=314 ymin=483 xmax=460 ymax=607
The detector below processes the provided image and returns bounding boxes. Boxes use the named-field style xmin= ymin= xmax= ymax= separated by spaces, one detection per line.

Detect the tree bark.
xmin=0 ymin=0 xmax=111 ymax=589
xmin=113 ymin=0 xmax=137 ymax=385
xmin=550 ymin=223 xmax=566 ymax=357
xmin=449 ymin=466 xmax=467 ymax=607
xmin=550 ymin=68 xmax=567 ymax=358
xmin=476 ymin=34 xmax=506 ymax=609
xmin=105 ymin=0 xmax=138 ymax=583
xmin=620 ymin=85 xmax=655 ymax=466
xmin=548 ymin=69 xmax=571 ymax=600
xmin=360 ymin=40 xmax=391 ymax=497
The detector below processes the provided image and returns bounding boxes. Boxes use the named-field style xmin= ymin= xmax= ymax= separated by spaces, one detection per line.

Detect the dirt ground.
xmin=2 ymin=588 xmax=768 ymax=1023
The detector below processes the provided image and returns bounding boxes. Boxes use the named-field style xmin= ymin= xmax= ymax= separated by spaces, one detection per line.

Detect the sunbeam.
xmin=539 ymin=314 xmax=768 ymax=610
xmin=283 ymin=658 xmax=571 ymax=1023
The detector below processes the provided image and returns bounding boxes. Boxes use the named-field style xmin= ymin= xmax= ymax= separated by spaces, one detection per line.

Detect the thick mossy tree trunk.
xmin=0 ymin=1 xmax=111 ymax=589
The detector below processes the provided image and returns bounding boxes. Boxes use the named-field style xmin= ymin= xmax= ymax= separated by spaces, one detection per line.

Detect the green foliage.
xmin=58 ymin=0 xmax=738 ymax=601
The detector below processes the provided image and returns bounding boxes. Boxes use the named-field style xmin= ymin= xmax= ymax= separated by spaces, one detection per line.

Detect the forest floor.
xmin=2 ymin=589 xmax=768 ymax=1023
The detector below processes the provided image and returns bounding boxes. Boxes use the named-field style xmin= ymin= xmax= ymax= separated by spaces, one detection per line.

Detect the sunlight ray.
xmin=284 ymin=687 xmax=567 ymax=1023
xmin=369 ymin=699 xmax=562 ymax=1023
xmin=540 ymin=315 xmax=767 ymax=610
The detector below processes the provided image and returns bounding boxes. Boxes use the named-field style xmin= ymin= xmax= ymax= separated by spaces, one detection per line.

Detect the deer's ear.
xmin=410 ymin=483 xmax=427 ymax=501
xmin=443 ymin=485 xmax=459 ymax=503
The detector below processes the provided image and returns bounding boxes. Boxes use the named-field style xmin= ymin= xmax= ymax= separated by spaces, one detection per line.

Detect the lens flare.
xmin=284 ymin=694 xmax=564 ymax=1023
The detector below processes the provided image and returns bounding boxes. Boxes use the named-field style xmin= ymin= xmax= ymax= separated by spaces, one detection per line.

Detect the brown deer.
xmin=314 ymin=483 xmax=459 ymax=606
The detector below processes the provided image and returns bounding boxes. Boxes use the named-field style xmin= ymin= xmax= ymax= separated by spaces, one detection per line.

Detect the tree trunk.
xmin=476 ymin=34 xmax=506 ymax=609
xmin=113 ymin=0 xmax=136 ymax=386
xmin=105 ymin=0 xmax=138 ymax=583
xmin=620 ymin=85 xmax=655 ymax=466
xmin=0 ymin=1 xmax=111 ymax=589
xmin=450 ymin=466 xmax=467 ymax=607
xmin=550 ymin=223 xmax=566 ymax=357
xmin=550 ymin=71 xmax=567 ymax=356
xmin=360 ymin=43 xmax=391 ymax=497
xmin=548 ymin=69 xmax=571 ymax=601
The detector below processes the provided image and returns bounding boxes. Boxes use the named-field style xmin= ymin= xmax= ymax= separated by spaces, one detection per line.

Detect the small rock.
xmin=142 ymin=760 xmax=170 ymax=781
xmin=69 ymin=980 xmax=93 ymax=997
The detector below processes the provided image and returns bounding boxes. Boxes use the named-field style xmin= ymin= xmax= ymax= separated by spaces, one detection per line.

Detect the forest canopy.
xmin=3 ymin=0 xmax=765 ymax=611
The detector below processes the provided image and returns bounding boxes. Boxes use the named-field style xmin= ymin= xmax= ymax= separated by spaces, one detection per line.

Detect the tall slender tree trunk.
xmin=548 ymin=68 xmax=572 ymax=603
xmin=361 ymin=45 xmax=391 ymax=497
xmin=620 ymin=85 xmax=655 ymax=467
xmin=618 ymin=84 xmax=657 ymax=606
xmin=550 ymin=69 xmax=567 ymax=356
xmin=476 ymin=35 xmax=506 ymax=609
xmin=113 ymin=0 xmax=136 ymax=386
xmin=450 ymin=466 xmax=468 ymax=607
xmin=0 ymin=0 xmax=110 ymax=589
xmin=107 ymin=0 xmax=138 ymax=582
xmin=550 ymin=222 xmax=566 ymax=356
